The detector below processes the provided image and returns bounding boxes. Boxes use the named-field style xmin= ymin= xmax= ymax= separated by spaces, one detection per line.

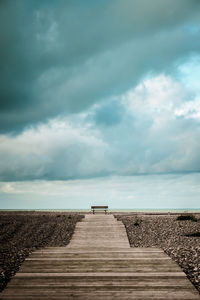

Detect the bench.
xmin=91 ymin=206 xmax=108 ymax=214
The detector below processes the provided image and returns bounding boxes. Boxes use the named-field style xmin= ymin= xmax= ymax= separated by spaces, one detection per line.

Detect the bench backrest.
xmin=91 ymin=206 xmax=108 ymax=209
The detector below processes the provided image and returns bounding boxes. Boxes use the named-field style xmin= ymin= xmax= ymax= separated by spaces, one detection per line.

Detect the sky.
xmin=1 ymin=0 xmax=200 ymax=209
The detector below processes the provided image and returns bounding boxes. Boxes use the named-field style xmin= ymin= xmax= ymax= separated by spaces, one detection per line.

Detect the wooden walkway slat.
xmin=1 ymin=214 xmax=199 ymax=299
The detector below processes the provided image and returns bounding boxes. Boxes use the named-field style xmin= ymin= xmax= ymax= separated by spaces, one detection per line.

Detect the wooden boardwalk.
xmin=1 ymin=214 xmax=200 ymax=299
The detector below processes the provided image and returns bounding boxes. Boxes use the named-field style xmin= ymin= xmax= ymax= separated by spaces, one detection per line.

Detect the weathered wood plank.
xmin=1 ymin=289 xmax=200 ymax=299
xmin=15 ymin=272 xmax=186 ymax=277
xmin=8 ymin=284 xmax=194 ymax=292
xmin=29 ymin=252 xmax=169 ymax=258
xmin=9 ymin=278 xmax=189 ymax=287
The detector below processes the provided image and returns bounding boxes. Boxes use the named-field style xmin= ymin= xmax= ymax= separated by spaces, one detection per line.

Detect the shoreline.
xmin=1 ymin=209 xmax=200 ymax=215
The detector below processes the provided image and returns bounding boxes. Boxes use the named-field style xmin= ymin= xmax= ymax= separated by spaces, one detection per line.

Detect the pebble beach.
xmin=115 ymin=213 xmax=200 ymax=293
xmin=0 ymin=211 xmax=200 ymax=294
xmin=0 ymin=211 xmax=84 ymax=292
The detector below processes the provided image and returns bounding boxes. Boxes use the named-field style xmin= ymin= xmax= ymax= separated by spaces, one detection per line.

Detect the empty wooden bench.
xmin=91 ymin=206 xmax=108 ymax=214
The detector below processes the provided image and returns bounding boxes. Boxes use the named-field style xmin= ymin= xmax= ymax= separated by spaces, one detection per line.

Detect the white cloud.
xmin=0 ymin=119 xmax=110 ymax=181
xmin=175 ymin=98 xmax=200 ymax=120
xmin=124 ymin=74 xmax=184 ymax=114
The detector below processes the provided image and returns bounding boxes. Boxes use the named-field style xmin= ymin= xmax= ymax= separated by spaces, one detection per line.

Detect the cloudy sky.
xmin=1 ymin=0 xmax=200 ymax=209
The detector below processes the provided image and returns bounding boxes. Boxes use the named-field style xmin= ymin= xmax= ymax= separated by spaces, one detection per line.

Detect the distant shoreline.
xmin=1 ymin=208 xmax=200 ymax=214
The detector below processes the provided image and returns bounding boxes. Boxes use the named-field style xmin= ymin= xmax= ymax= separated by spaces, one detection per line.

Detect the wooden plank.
xmin=10 ymin=278 xmax=189 ymax=286
xmin=0 ymin=295 xmax=199 ymax=300
xmin=35 ymin=248 xmax=163 ymax=252
xmin=26 ymin=258 xmax=171 ymax=261
xmin=15 ymin=272 xmax=186 ymax=277
xmin=2 ymin=287 xmax=198 ymax=293
xmin=1 ymin=289 xmax=199 ymax=299
xmin=29 ymin=252 xmax=170 ymax=258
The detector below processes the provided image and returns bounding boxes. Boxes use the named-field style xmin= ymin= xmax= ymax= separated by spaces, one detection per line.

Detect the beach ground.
xmin=0 ymin=211 xmax=199 ymax=294
xmin=0 ymin=211 xmax=83 ymax=292
xmin=115 ymin=212 xmax=200 ymax=293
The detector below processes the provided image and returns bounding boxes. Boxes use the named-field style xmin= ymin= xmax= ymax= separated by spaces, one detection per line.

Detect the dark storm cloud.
xmin=1 ymin=0 xmax=200 ymax=182
xmin=1 ymin=0 xmax=200 ymax=132
xmin=92 ymin=100 xmax=124 ymax=126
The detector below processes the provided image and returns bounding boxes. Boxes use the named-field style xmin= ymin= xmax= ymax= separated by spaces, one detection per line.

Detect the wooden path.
xmin=1 ymin=214 xmax=200 ymax=299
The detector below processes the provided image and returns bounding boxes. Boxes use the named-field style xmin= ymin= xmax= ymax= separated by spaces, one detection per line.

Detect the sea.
xmin=1 ymin=209 xmax=200 ymax=213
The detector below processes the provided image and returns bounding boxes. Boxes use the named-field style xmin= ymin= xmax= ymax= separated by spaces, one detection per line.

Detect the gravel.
xmin=0 ymin=211 xmax=84 ymax=292
xmin=1 ymin=212 xmax=200 ymax=294
xmin=115 ymin=213 xmax=200 ymax=293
